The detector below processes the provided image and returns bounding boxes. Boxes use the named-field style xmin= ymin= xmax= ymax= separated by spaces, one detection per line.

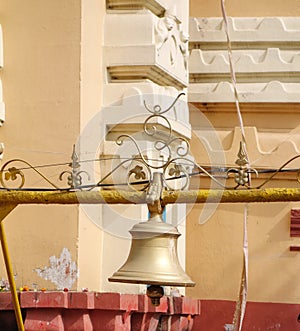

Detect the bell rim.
xmin=109 ymin=269 xmax=195 ymax=287
xmin=108 ymin=276 xmax=196 ymax=287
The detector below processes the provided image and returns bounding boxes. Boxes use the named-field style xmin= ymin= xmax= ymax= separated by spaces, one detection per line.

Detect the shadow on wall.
xmin=0 ymin=310 xmax=24 ymax=331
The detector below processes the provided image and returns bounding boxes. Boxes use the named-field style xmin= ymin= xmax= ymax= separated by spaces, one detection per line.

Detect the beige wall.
xmin=187 ymin=108 xmax=300 ymax=303
xmin=187 ymin=0 xmax=300 ymax=304
xmin=77 ymin=0 xmax=105 ymax=292
xmin=0 ymin=0 xmax=191 ymax=294
xmin=187 ymin=201 xmax=300 ymax=303
xmin=190 ymin=0 xmax=300 ymax=17
xmin=0 ymin=0 xmax=92 ymax=290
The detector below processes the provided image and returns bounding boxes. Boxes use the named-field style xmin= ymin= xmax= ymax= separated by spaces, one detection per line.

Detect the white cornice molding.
xmin=189 ymin=17 xmax=300 ymax=103
xmin=103 ymin=3 xmax=191 ymax=143
xmin=190 ymin=48 xmax=300 ymax=75
xmin=189 ymin=81 xmax=300 ymax=103
xmin=102 ymin=85 xmax=191 ymax=139
xmin=106 ymin=0 xmax=166 ymax=17
xmin=105 ymin=11 xmax=188 ymax=89
xmin=189 ymin=17 xmax=300 ymax=44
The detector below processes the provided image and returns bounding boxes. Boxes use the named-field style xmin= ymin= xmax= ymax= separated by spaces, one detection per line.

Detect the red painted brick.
xmin=68 ymin=292 xmax=94 ymax=309
xmin=159 ymin=315 xmax=170 ymax=330
xmin=24 ymin=309 xmax=64 ymax=331
xmin=179 ymin=315 xmax=194 ymax=331
xmin=194 ymin=299 xmax=300 ymax=331
xmin=93 ymin=292 xmax=121 ymax=310
xmin=290 ymin=209 xmax=300 ymax=237
xmin=170 ymin=315 xmax=180 ymax=331
xmin=63 ymin=310 xmax=93 ymax=331
xmin=181 ymin=297 xmax=199 ymax=315
xmin=169 ymin=296 xmax=199 ymax=315
xmin=0 ymin=292 xmax=16 ymax=310
xmin=137 ymin=294 xmax=168 ymax=313
xmin=170 ymin=296 xmax=182 ymax=314
xmin=114 ymin=313 xmax=132 ymax=331
xmin=131 ymin=312 xmax=161 ymax=331
xmin=120 ymin=293 xmax=138 ymax=312
xmin=0 ymin=292 xmax=201 ymax=330
xmin=290 ymin=246 xmax=300 ymax=251
xmin=90 ymin=310 xmax=131 ymax=331
xmin=291 ymin=209 xmax=300 ymax=218
xmin=21 ymin=291 xmax=68 ymax=308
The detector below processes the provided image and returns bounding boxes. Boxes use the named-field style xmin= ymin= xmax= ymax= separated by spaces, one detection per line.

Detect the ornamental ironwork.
xmin=0 ymin=94 xmax=299 ymax=192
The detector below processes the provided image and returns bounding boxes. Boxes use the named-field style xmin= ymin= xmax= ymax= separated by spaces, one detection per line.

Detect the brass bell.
xmin=109 ymin=211 xmax=195 ymax=305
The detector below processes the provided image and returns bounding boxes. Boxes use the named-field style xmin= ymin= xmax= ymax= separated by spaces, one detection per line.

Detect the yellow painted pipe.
xmin=0 ymin=188 xmax=299 ymax=205
xmin=162 ymin=187 xmax=300 ymax=204
xmin=0 ymin=205 xmax=24 ymax=331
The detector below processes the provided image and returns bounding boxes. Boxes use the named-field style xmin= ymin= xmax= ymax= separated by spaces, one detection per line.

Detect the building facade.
xmin=188 ymin=1 xmax=300 ymax=330
xmin=0 ymin=0 xmax=300 ymax=329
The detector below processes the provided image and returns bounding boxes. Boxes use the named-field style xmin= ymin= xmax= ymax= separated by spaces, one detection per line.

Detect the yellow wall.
xmin=77 ymin=0 xmax=105 ymax=292
xmin=0 ymin=0 xmax=81 ymax=290
xmin=190 ymin=0 xmax=300 ymax=17
xmin=188 ymin=0 xmax=300 ymax=305
xmin=187 ymin=202 xmax=300 ymax=303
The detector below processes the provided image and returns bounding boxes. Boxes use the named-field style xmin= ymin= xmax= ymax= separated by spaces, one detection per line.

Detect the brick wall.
xmin=0 ymin=291 xmax=200 ymax=331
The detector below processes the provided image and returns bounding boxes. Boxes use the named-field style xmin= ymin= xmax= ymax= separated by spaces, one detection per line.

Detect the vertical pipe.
xmin=0 ymin=221 xmax=24 ymax=331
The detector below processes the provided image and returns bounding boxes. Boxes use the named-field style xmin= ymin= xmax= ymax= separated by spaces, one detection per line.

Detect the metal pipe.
xmin=162 ymin=188 xmax=300 ymax=204
xmin=0 ymin=212 xmax=24 ymax=331
xmin=0 ymin=188 xmax=299 ymax=205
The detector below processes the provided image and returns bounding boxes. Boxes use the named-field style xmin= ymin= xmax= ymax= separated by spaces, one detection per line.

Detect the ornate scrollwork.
xmin=59 ymin=145 xmax=90 ymax=189
xmin=1 ymin=94 xmax=300 ymax=193
xmin=227 ymin=142 xmax=257 ymax=188
xmin=0 ymin=166 xmax=25 ymax=189
xmin=164 ymin=162 xmax=190 ymax=191
xmin=0 ymin=159 xmax=59 ymax=189
xmin=115 ymin=93 xmax=193 ymax=192
xmin=127 ymin=161 xmax=151 ymax=191
xmin=155 ymin=6 xmax=188 ymax=71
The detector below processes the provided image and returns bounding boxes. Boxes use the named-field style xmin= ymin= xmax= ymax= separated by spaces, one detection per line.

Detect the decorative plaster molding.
xmin=106 ymin=0 xmax=166 ymax=17
xmin=155 ymin=6 xmax=188 ymax=71
xmin=105 ymin=10 xmax=188 ymax=89
xmin=189 ymin=17 xmax=300 ymax=44
xmin=101 ymin=86 xmax=191 ymax=139
xmin=189 ymin=81 xmax=300 ymax=103
xmin=192 ymin=126 xmax=300 ymax=169
xmin=103 ymin=81 xmax=180 ymax=107
xmin=190 ymin=48 xmax=300 ymax=75
xmin=188 ymin=17 xmax=300 ymax=103
xmin=107 ymin=65 xmax=187 ymax=90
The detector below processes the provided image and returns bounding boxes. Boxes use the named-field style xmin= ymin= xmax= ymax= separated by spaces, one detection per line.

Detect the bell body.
xmin=109 ymin=219 xmax=195 ymax=287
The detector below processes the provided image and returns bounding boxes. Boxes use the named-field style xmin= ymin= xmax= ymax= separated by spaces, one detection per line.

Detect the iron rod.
xmin=0 ymin=188 xmax=299 ymax=205
xmin=0 ymin=221 xmax=24 ymax=331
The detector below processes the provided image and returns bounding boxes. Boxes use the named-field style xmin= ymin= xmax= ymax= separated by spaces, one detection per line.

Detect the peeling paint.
xmin=35 ymin=248 xmax=79 ymax=290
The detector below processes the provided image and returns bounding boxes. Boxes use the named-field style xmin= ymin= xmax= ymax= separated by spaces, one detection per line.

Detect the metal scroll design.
xmin=1 ymin=94 xmax=300 ymax=191
xmin=0 ymin=159 xmax=60 ymax=190
xmin=59 ymin=146 xmax=90 ymax=189
xmin=112 ymin=93 xmax=193 ymax=192
xmin=0 ymin=145 xmax=90 ymax=190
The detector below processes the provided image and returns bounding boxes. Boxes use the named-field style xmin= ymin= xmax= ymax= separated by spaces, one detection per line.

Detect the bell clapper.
xmin=146 ymin=285 xmax=164 ymax=306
